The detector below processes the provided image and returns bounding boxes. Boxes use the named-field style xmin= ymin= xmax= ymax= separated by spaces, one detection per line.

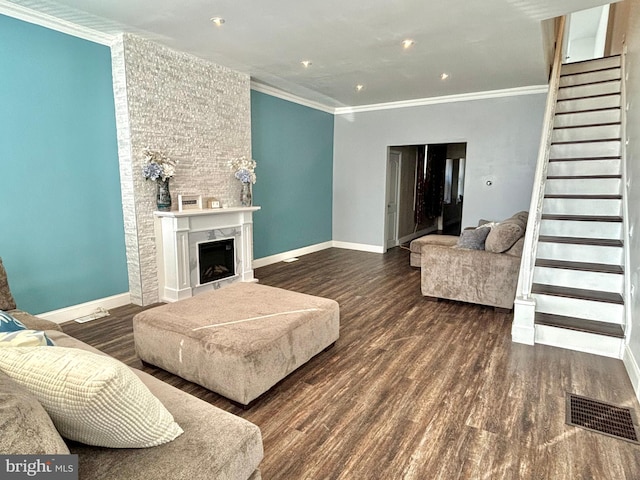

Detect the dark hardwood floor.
xmin=62 ymin=247 xmax=640 ymax=479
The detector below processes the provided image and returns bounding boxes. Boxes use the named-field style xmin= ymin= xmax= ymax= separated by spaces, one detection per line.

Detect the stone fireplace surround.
xmin=154 ymin=207 xmax=260 ymax=303
xmin=111 ymin=33 xmax=252 ymax=306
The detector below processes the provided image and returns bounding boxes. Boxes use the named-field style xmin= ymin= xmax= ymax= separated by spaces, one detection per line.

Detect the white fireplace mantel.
xmin=154 ymin=206 xmax=260 ymax=302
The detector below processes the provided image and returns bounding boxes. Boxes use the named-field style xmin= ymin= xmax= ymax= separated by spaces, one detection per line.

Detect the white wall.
xmin=333 ymin=93 xmax=547 ymax=248
xmin=623 ymin=0 xmax=640 ymax=397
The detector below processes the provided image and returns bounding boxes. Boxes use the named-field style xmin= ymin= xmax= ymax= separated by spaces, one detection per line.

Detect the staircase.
xmin=531 ymin=55 xmax=626 ymax=357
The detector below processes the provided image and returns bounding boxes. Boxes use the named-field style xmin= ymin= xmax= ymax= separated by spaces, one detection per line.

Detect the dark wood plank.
xmin=538 ymin=235 xmax=623 ymax=247
xmin=544 ymin=194 xmax=622 ymax=200
xmin=546 ymin=175 xmax=621 ymax=180
xmin=556 ymin=92 xmax=621 ymax=102
xmin=551 ymin=138 xmax=621 ymax=145
xmin=532 ymin=283 xmax=624 ymax=304
xmin=549 ymin=156 xmax=621 ymax=161
xmin=541 ymin=214 xmax=623 ymax=222
xmin=536 ymin=258 xmax=624 ymax=274
xmin=61 ymin=247 xmax=640 ymax=480
xmin=535 ymin=312 xmax=625 ymax=338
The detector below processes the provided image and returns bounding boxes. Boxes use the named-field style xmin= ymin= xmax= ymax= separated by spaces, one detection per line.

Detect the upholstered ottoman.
xmin=133 ymin=282 xmax=339 ymax=406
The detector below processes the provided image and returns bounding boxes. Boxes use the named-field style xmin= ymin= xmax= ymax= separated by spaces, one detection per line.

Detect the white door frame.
xmin=385 ymin=149 xmax=402 ymax=250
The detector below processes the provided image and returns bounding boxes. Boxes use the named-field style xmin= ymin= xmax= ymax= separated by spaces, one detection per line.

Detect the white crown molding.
xmin=251 ymin=81 xmax=336 ymax=114
xmin=334 ymin=85 xmax=550 ymax=115
xmin=0 ymin=0 xmax=115 ymax=46
xmin=252 ymin=82 xmax=549 ymax=116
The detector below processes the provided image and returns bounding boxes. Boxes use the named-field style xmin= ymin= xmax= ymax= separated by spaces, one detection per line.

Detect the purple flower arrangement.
xmin=231 ymin=156 xmax=257 ymax=184
xmin=142 ymin=148 xmax=177 ymax=182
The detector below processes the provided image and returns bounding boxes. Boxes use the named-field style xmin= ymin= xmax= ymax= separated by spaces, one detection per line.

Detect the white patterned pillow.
xmin=0 ymin=329 xmax=54 ymax=347
xmin=0 ymin=347 xmax=183 ymax=448
xmin=0 ymin=310 xmax=54 ymax=346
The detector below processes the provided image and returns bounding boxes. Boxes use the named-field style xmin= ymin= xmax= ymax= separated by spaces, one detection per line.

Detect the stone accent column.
xmin=111 ymin=33 xmax=251 ymax=305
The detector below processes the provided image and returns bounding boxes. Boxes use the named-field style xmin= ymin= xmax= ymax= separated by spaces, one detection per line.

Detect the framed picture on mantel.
xmin=178 ymin=194 xmax=203 ymax=212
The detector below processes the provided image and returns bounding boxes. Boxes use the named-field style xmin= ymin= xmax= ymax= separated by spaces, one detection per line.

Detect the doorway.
xmin=384 ymin=143 xmax=467 ymax=250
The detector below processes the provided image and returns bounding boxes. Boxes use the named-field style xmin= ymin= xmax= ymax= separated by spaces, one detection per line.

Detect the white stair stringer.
xmin=526 ymin=55 xmax=626 ymax=358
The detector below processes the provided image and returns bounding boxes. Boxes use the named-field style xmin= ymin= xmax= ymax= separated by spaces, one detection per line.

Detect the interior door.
xmin=385 ymin=150 xmax=401 ymax=250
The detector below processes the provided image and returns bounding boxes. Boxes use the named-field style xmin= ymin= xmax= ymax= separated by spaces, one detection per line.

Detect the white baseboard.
xmin=253 ymin=240 xmax=387 ymax=269
xmin=623 ymin=344 xmax=640 ymax=403
xmin=253 ymin=241 xmax=333 ymax=268
xmin=332 ymin=241 xmax=385 ymax=253
xmin=37 ymin=292 xmax=131 ymax=324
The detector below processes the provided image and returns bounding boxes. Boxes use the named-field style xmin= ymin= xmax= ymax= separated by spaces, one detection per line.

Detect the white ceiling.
xmin=2 ymin=0 xmax=615 ymax=109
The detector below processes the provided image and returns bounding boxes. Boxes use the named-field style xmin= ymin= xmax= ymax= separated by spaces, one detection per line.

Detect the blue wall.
xmin=251 ymin=91 xmax=334 ymax=259
xmin=0 ymin=15 xmax=128 ymax=314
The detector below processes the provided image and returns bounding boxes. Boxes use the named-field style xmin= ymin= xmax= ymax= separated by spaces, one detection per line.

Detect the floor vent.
xmin=566 ymin=393 xmax=640 ymax=444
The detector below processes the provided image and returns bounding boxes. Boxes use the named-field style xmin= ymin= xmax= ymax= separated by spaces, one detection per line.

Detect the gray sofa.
xmin=419 ymin=212 xmax=528 ymax=310
xmin=0 ymin=258 xmax=263 ymax=480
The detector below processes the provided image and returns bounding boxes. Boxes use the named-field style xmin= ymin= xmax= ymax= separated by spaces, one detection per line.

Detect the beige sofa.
xmin=0 ymin=258 xmax=263 ymax=480
xmin=419 ymin=212 xmax=528 ymax=310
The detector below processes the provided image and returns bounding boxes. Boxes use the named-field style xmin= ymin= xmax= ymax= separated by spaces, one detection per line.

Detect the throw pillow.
xmin=0 ymin=371 xmax=70 ymax=454
xmin=456 ymin=225 xmax=491 ymax=250
xmin=0 ymin=347 xmax=183 ymax=448
xmin=0 ymin=311 xmax=54 ymax=346
xmin=485 ymin=221 xmax=525 ymax=253
xmin=0 ymin=258 xmax=16 ymax=311
xmin=505 ymin=237 xmax=525 ymax=257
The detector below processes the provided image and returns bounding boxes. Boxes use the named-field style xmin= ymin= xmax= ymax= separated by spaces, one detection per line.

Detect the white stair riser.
xmin=535 ymin=325 xmax=623 ymax=358
xmin=539 ymin=220 xmax=622 ymax=239
xmin=536 ymin=242 xmax=623 ymax=264
xmin=559 ymin=68 xmax=621 ymax=87
xmin=561 ymin=57 xmax=621 ymax=75
xmin=552 ymin=124 xmax=620 ymax=143
xmin=556 ymin=95 xmax=621 ymax=113
xmin=557 ymin=80 xmax=621 ymax=100
xmin=542 ymin=198 xmax=621 ymax=216
xmin=533 ymin=267 xmax=623 ymax=293
xmin=533 ymin=294 xmax=624 ymax=323
xmin=544 ymin=178 xmax=621 ymax=195
xmin=554 ymin=110 xmax=621 ymax=128
xmin=547 ymin=159 xmax=621 ymax=177
xmin=550 ymin=141 xmax=620 ymax=159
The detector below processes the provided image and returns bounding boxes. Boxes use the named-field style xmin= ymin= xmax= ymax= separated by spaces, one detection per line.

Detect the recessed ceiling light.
xmin=356 ymin=84 xmax=365 ymax=92
xmin=210 ymin=17 xmax=225 ymax=26
xmin=301 ymin=60 xmax=312 ymax=68
xmin=440 ymin=73 xmax=449 ymax=80
xmin=402 ymin=39 xmax=415 ymax=49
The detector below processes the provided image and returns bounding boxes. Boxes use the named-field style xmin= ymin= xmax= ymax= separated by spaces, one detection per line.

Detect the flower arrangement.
xmin=232 ymin=156 xmax=257 ymax=184
xmin=142 ymin=148 xmax=177 ymax=182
